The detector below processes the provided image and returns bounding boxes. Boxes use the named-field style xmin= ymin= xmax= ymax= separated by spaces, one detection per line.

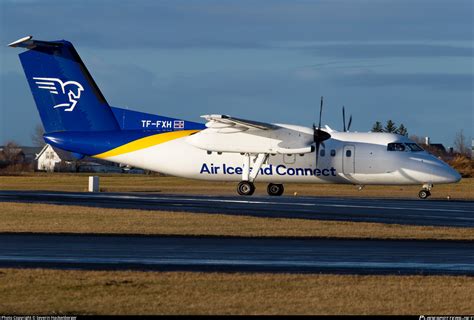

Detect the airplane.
xmin=9 ymin=36 xmax=461 ymax=199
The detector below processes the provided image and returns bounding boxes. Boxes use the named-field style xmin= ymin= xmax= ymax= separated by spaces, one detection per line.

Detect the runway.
xmin=1 ymin=190 xmax=473 ymax=227
xmin=1 ymin=233 xmax=473 ymax=275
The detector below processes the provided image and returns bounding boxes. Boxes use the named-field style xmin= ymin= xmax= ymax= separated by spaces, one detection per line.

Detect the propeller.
xmin=313 ymin=96 xmax=331 ymax=167
xmin=347 ymin=114 xmax=352 ymax=131
xmin=342 ymin=106 xmax=353 ymax=132
xmin=342 ymin=106 xmax=346 ymax=132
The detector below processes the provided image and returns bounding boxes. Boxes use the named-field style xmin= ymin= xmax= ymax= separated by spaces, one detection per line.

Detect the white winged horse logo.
xmin=33 ymin=77 xmax=84 ymax=112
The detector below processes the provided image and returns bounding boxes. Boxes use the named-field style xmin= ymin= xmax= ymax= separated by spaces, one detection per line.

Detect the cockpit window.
xmin=406 ymin=143 xmax=423 ymax=151
xmin=387 ymin=142 xmax=423 ymax=152
xmin=387 ymin=143 xmax=405 ymax=151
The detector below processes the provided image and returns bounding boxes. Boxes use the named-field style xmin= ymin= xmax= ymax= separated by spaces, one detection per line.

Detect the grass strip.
xmin=0 ymin=268 xmax=472 ymax=315
xmin=1 ymin=202 xmax=473 ymax=240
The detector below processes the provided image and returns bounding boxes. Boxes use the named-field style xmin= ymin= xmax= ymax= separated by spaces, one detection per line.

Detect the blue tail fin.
xmin=9 ymin=36 xmax=119 ymax=133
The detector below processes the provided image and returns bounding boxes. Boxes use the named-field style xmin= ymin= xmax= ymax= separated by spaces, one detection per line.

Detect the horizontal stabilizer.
xmin=8 ymin=35 xmax=61 ymax=49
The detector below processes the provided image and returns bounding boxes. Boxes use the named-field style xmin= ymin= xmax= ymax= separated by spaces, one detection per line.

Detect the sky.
xmin=0 ymin=0 xmax=472 ymax=148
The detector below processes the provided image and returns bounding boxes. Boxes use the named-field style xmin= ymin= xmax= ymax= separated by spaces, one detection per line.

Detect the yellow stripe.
xmin=94 ymin=130 xmax=199 ymax=159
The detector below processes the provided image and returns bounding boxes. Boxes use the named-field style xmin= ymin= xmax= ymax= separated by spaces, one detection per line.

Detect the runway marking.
xmin=0 ymin=256 xmax=472 ymax=272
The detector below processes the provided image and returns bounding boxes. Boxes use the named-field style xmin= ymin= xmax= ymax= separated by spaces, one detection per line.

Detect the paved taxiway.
xmin=0 ymin=190 xmax=473 ymax=227
xmin=1 ymin=233 xmax=473 ymax=275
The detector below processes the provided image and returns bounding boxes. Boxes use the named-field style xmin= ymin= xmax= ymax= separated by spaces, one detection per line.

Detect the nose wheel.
xmin=237 ymin=181 xmax=255 ymax=196
xmin=267 ymin=183 xmax=284 ymax=196
xmin=418 ymin=184 xmax=433 ymax=199
xmin=418 ymin=189 xmax=431 ymax=199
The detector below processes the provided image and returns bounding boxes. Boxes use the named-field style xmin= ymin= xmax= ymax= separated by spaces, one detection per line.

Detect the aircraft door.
xmin=342 ymin=145 xmax=355 ymax=174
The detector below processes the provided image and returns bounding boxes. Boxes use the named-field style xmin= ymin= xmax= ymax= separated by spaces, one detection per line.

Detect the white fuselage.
xmin=100 ymin=124 xmax=461 ymax=186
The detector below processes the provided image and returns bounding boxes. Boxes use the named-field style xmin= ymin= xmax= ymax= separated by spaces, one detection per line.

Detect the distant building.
xmin=34 ymin=144 xmax=145 ymax=173
xmin=428 ymin=143 xmax=446 ymax=154
xmin=35 ymin=144 xmax=63 ymax=172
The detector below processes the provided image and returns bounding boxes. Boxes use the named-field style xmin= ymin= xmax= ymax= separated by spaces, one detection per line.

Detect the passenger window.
xmin=330 ymin=150 xmax=336 ymax=157
xmin=320 ymin=149 xmax=325 ymax=157
xmin=346 ymin=150 xmax=351 ymax=157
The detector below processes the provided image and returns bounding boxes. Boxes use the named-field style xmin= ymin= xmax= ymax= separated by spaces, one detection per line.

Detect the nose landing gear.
xmin=267 ymin=183 xmax=284 ymax=196
xmin=418 ymin=184 xmax=433 ymax=199
xmin=418 ymin=189 xmax=431 ymax=199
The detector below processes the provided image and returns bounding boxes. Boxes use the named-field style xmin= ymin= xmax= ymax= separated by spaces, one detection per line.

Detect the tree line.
xmin=371 ymin=120 xmax=408 ymax=136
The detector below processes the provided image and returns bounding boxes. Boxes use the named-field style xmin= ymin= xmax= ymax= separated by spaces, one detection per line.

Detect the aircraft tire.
xmin=418 ymin=189 xmax=431 ymax=199
xmin=267 ymin=183 xmax=284 ymax=196
xmin=237 ymin=181 xmax=255 ymax=196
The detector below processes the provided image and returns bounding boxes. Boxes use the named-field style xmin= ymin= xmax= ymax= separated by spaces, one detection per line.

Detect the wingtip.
xmin=8 ymin=35 xmax=33 ymax=48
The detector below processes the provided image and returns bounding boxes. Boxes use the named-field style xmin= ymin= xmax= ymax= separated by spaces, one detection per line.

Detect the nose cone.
xmin=408 ymin=154 xmax=462 ymax=184
xmin=446 ymin=166 xmax=462 ymax=183
xmin=432 ymin=160 xmax=462 ymax=184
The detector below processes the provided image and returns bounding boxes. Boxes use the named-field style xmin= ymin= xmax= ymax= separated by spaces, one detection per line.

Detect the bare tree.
xmin=31 ymin=124 xmax=45 ymax=147
xmin=1 ymin=141 xmax=24 ymax=164
xmin=453 ymin=129 xmax=470 ymax=157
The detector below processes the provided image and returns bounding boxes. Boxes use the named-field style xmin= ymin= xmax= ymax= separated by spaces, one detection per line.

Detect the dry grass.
xmin=0 ymin=268 xmax=472 ymax=315
xmin=1 ymin=202 xmax=473 ymax=240
xmin=0 ymin=173 xmax=472 ymax=199
xmin=448 ymin=156 xmax=473 ymax=178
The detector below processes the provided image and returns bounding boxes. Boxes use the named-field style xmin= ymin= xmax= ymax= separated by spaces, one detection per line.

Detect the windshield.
xmin=405 ymin=143 xmax=424 ymax=151
xmin=387 ymin=142 xmax=423 ymax=152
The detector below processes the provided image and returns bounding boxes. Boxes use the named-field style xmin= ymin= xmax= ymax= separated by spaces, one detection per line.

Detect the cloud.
xmin=1 ymin=0 xmax=472 ymax=50
xmin=331 ymin=71 xmax=473 ymax=91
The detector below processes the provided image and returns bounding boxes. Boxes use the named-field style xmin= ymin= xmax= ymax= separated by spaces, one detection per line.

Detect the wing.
xmin=32 ymin=77 xmax=63 ymax=95
xmin=201 ymin=114 xmax=279 ymax=131
xmin=188 ymin=114 xmax=314 ymax=154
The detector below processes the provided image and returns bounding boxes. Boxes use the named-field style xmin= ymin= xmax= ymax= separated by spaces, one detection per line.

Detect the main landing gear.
xmin=418 ymin=184 xmax=433 ymax=199
xmin=267 ymin=183 xmax=284 ymax=196
xmin=237 ymin=181 xmax=255 ymax=196
xmin=236 ymin=153 xmax=285 ymax=196
xmin=236 ymin=181 xmax=285 ymax=196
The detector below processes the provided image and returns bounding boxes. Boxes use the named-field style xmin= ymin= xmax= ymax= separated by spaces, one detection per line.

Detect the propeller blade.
xmin=313 ymin=95 xmax=330 ymax=168
xmin=347 ymin=115 xmax=353 ymax=132
xmin=318 ymin=96 xmax=323 ymax=129
xmin=342 ymin=106 xmax=346 ymax=132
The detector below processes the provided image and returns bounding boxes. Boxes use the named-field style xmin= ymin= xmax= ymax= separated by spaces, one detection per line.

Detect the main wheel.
xmin=237 ymin=181 xmax=255 ymax=196
xmin=267 ymin=183 xmax=284 ymax=196
xmin=418 ymin=189 xmax=431 ymax=199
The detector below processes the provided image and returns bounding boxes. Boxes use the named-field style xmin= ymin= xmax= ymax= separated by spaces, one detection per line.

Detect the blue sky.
xmin=0 ymin=0 xmax=472 ymax=147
